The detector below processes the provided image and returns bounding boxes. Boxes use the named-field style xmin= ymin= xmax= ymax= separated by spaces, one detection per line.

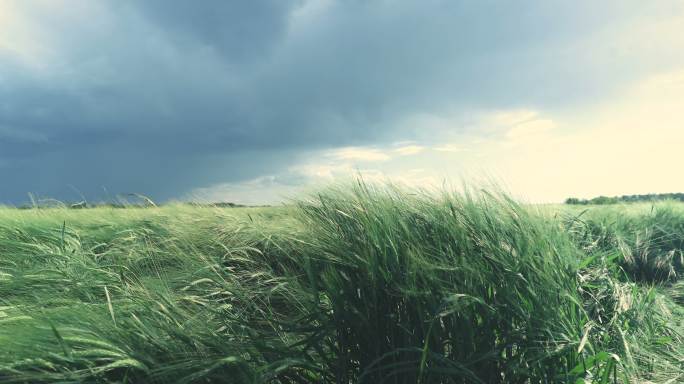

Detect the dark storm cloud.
xmin=0 ymin=0 xmax=681 ymax=203
xmin=131 ymin=0 xmax=300 ymax=63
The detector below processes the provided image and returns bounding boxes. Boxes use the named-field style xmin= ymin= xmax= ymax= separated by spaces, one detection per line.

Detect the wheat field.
xmin=0 ymin=184 xmax=682 ymax=383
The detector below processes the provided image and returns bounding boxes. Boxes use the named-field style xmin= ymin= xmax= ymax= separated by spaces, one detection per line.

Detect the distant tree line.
xmin=14 ymin=201 xmax=249 ymax=210
xmin=565 ymin=193 xmax=684 ymax=205
xmin=7 ymin=193 xmax=258 ymax=209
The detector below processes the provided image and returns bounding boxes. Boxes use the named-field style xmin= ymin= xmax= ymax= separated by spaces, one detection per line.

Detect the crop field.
xmin=0 ymin=184 xmax=683 ymax=383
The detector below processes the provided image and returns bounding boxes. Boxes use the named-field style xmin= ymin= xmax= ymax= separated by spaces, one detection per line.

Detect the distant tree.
xmin=590 ymin=196 xmax=618 ymax=205
xmin=565 ymin=193 xmax=684 ymax=205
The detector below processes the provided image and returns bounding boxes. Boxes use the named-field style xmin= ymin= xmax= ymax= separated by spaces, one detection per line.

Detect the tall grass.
xmin=0 ymin=185 xmax=682 ymax=383
xmin=563 ymin=202 xmax=684 ymax=283
xmin=296 ymin=184 xmax=587 ymax=382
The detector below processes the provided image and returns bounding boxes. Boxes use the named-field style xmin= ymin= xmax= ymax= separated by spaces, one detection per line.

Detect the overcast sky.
xmin=1 ymin=0 xmax=683 ymax=204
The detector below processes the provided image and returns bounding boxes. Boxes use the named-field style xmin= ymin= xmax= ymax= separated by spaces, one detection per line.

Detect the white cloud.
xmin=393 ymin=145 xmax=425 ymax=156
xmin=432 ymin=144 xmax=466 ymax=153
xmin=327 ymin=146 xmax=391 ymax=162
xmin=476 ymin=109 xmax=556 ymax=141
xmin=505 ymin=118 xmax=555 ymax=140
xmin=187 ymin=163 xmax=381 ymax=204
xmin=0 ymin=2 xmax=50 ymax=67
xmin=486 ymin=109 xmax=539 ymax=127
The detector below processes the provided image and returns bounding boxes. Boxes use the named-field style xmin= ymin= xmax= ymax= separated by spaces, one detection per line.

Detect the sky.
xmin=1 ymin=0 xmax=683 ymax=205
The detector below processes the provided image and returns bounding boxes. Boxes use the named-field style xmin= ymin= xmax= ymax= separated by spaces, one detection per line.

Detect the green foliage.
xmin=566 ymin=193 xmax=684 ymax=205
xmin=563 ymin=203 xmax=684 ymax=283
xmin=296 ymin=185 xmax=585 ymax=382
xmin=0 ymin=187 xmax=682 ymax=383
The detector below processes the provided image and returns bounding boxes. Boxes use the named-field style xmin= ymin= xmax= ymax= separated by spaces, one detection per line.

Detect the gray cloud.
xmin=130 ymin=0 xmax=301 ymax=62
xmin=0 ymin=0 xmax=681 ymax=203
